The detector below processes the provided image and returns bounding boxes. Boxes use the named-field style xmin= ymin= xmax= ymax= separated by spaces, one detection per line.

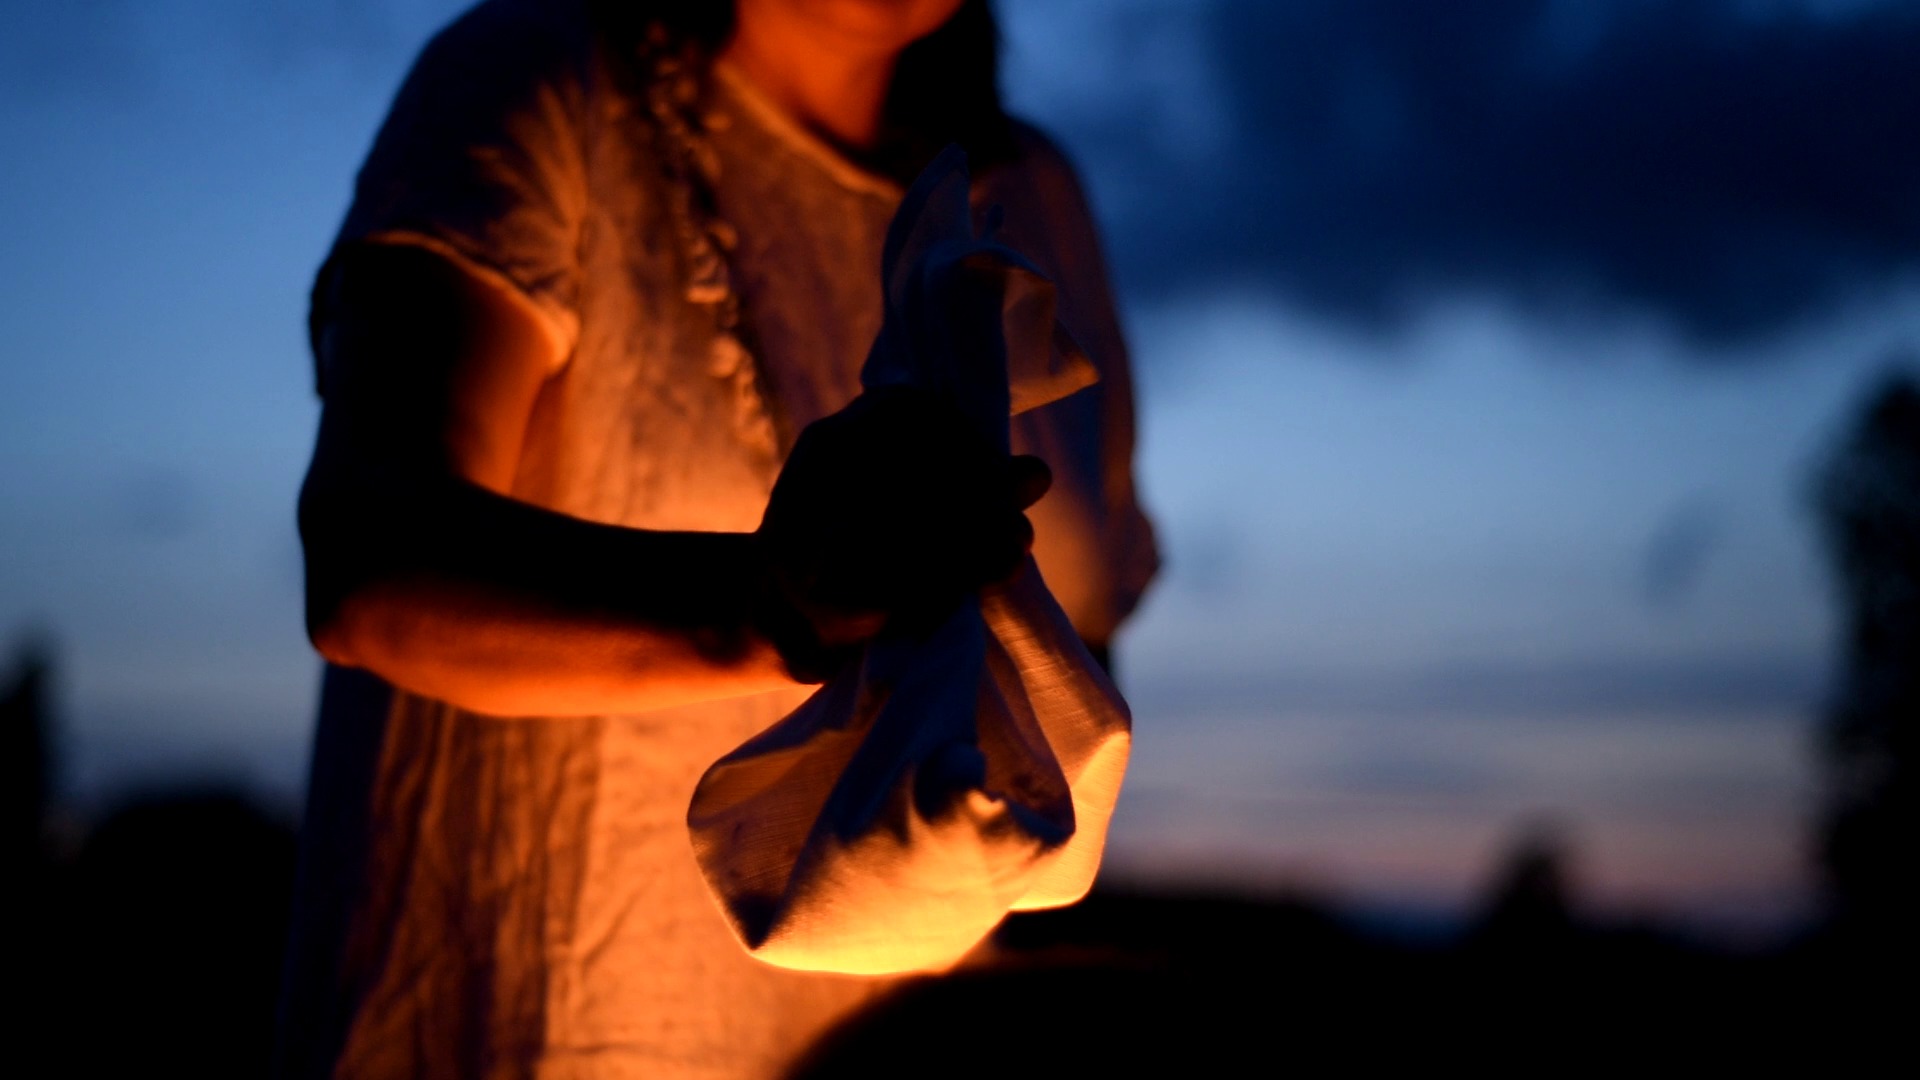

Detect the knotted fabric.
xmin=686 ymin=147 xmax=1133 ymax=975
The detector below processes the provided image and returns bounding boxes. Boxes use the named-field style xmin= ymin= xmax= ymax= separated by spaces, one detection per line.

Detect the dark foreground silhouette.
xmin=1 ymin=658 xmax=1904 ymax=1080
xmin=8 ymin=789 xmax=1897 ymax=1079
xmin=793 ymin=883 xmax=1891 ymax=1077
xmin=1811 ymin=369 xmax=1919 ymax=959
xmin=24 ymin=790 xmax=297 ymax=1077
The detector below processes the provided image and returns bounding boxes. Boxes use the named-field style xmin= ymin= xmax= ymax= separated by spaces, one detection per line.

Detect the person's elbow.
xmin=297 ymin=467 xmax=509 ymax=714
xmin=298 ymin=466 xmax=398 ymax=671
xmin=305 ymin=580 xmax=428 ymax=683
xmin=300 ymin=551 xmax=366 ymax=673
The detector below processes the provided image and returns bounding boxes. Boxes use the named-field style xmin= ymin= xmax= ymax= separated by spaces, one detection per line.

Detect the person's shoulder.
xmin=983 ymin=116 xmax=1105 ymax=223
xmin=996 ymin=117 xmax=1098 ymax=211
xmin=1004 ymin=118 xmax=1081 ymax=180
xmin=435 ymin=0 xmax=596 ymax=46
xmin=410 ymin=0 xmax=599 ymax=92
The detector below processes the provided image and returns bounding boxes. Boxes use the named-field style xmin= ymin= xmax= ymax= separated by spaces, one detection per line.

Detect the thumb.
xmin=1008 ymin=455 xmax=1052 ymax=510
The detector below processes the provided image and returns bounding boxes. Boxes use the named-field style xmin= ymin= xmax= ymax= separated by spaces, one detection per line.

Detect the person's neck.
xmin=719 ymin=17 xmax=898 ymax=152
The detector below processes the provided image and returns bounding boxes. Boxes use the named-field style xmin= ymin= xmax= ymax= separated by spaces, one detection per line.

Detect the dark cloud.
xmin=1075 ymin=0 xmax=1920 ymax=344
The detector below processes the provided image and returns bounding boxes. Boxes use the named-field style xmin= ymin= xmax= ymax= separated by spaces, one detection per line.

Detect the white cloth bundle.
xmin=686 ymin=148 xmax=1133 ymax=976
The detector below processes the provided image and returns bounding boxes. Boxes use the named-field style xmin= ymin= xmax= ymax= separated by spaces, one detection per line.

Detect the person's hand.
xmin=753 ymin=386 xmax=1051 ymax=681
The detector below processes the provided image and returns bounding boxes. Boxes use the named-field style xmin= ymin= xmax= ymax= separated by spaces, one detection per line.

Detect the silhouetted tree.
xmin=1468 ymin=820 xmax=1577 ymax=959
xmin=0 ymin=635 xmax=55 ymax=869
xmin=1811 ymin=367 xmax=1919 ymax=957
xmin=1 ymin=635 xmax=61 ymax=1070
xmin=63 ymin=790 xmax=298 ymax=1078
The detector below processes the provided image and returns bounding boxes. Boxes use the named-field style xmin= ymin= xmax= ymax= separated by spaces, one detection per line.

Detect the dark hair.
xmin=591 ymin=0 xmax=1013 ymax=178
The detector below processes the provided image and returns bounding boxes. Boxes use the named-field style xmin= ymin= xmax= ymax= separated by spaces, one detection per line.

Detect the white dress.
xmin=277 ymin=3 xmax=1156 ymax=1077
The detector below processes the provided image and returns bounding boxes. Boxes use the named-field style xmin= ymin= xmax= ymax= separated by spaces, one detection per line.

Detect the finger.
xmin=1012 ymin=510 xmax=1035 ymax=555
xmin=1008 ymin=455 xmax=1052 ymax=510
xmin=816 ymin=609 xmax=889 ymax=649
xmin=975 ymin=513 xmax=1033 ymax=589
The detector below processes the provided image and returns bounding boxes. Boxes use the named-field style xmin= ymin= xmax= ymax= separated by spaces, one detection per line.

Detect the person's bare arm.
xmin=300 ymin=244 xmax=810 ymax=716
xmin=300 ymin=245 xmax=1046 ymax=717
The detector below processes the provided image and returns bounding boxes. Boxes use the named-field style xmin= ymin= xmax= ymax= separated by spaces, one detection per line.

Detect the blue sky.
xmin=4 ymin=0 xmax=1916 ymax=938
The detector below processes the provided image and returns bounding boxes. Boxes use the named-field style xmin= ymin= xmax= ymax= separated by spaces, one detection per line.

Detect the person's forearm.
xmin=301 ymin=468 xmax=800 ymax=717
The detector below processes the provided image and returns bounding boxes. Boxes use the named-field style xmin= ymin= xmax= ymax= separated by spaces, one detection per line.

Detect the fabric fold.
xmin=686 ymin=147 xmax=1131 ymax=976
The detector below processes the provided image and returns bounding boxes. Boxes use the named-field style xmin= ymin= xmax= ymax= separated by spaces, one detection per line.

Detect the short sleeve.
xmin=312 ymin=0 xmax=591 ymax=367
xmin=1059 ymin=181 xmax=1161 ymax=631
xmin=992 ymin=125 xmax=1161 ymax=638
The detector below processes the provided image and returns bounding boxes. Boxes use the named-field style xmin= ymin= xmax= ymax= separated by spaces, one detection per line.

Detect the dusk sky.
xmin=4 ymin=0 xmax=1917 ymax=940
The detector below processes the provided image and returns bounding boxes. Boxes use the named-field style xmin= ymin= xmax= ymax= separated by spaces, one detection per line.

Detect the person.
xmin=277 ymin=1 xmax=1157 ymax=1076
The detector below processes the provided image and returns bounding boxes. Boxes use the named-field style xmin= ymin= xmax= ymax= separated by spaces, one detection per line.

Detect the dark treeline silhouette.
xmin=58 ymin=789 xmax=298 ymax=1075
xmin=794 ymin=882 xmax=1795 ymax=1076
xmin=1 ymin=636 xmax=53 ymax=874
xmin=1464 ymin=818 xmax=1576 ymax=960
xmin=4 ymin=639 xmax=297 ymax=1079
xmin=3 ymin=640 xmax=63 ymax=1067
xmin=792 ymin=837 xmax=1886 ymax=1077
xmin=1811 ymin=365 xmax=1919 ymax=961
